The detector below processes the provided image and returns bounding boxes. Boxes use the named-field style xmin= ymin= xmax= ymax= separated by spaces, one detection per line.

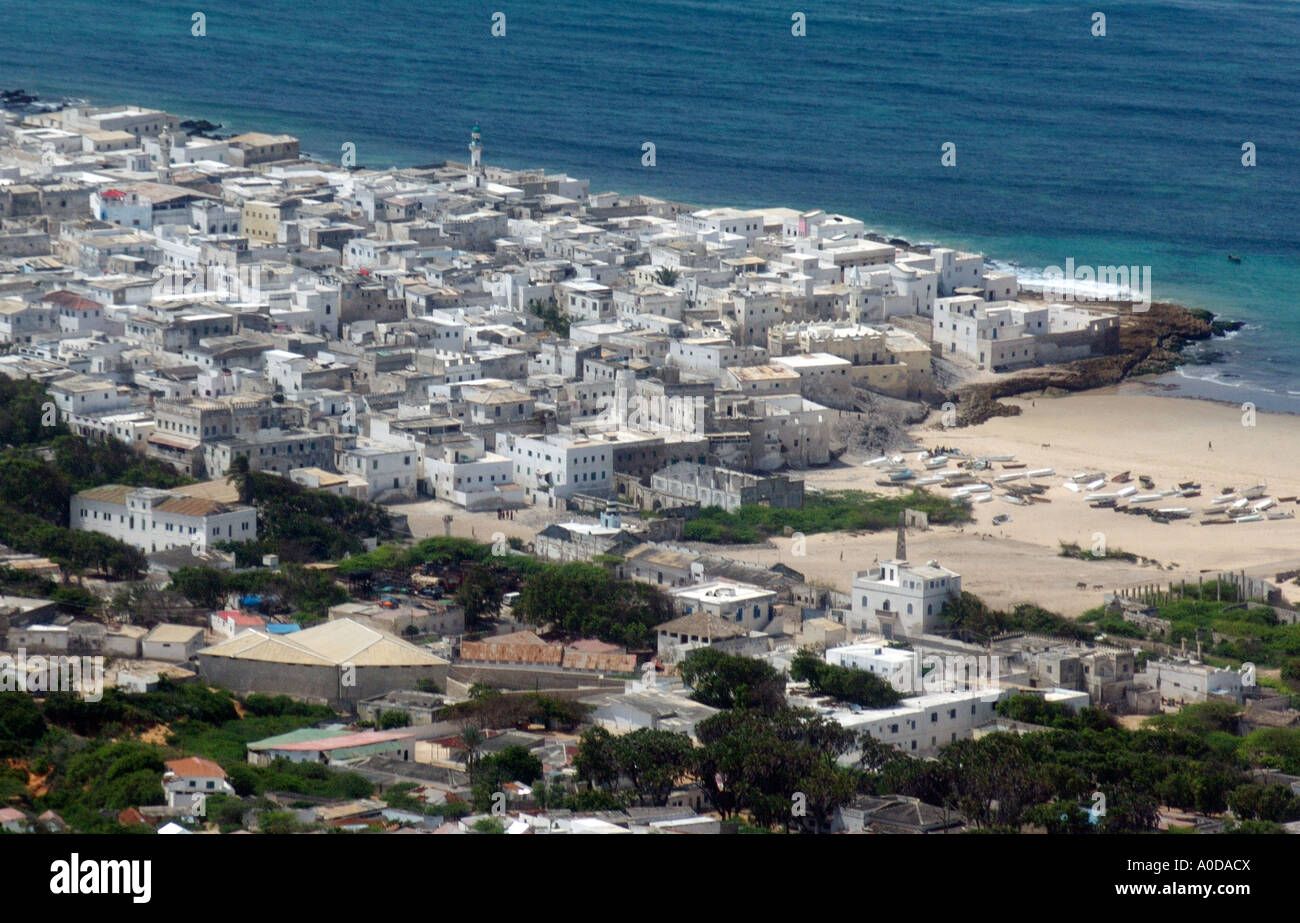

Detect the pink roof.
xmin=0 ymin=807 xmax=25 ymax=822
xmin=165 ymin=756 xmax=227 ymax=779
xmin=273 ymin=730 xmax=413 ymax=752
xmin=220 ymin=611 xmax=265 ymax=626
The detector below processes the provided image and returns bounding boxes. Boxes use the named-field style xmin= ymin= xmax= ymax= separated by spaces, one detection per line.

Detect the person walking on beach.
xmin=1209 ymin=441 xmax=1213 ymax=451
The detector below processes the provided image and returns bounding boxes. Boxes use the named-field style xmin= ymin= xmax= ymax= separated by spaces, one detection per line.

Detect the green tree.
xmin=454 ymin=562 xmax=506 ymax=628
xmin=679 ymin=648 xmax=787 ymax=713
xmin=617 ymin=728 xmax=694 ymax=806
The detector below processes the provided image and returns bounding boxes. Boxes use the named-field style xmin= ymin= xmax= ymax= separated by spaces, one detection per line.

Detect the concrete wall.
xmin=197 ymin=656 xmax=449 ymax=710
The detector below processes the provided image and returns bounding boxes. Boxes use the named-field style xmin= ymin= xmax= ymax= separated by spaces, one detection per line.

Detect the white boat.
xmin=972 ymin=492 xmax=993 ymax=503
xmin=1267 ymin=510 xmax=1294 ymax=520
xmin=1084 ymin=479 xmax=1106 ymax=491
xmin=1241 ymin=484 xmax=1267 ymax=499
xmin=1252 ymin=497 xmax=1276 ymax=512
xmin=1230 ymin=497 xmax=1250 ymax=511
xmin=1210 ymin=494 xmax=1238 ymax=506
xmin=891 ymin=455 xmax=905 ymax=465
xmin=954 ymin=484 xmax=992 ymax=495
xmin=864 ymin=456 xmax=889 ymax=468
xmin=914 ymin=474 xmax=946 ymax=486
xmin=1062 ymin=482 xmax=1081 ymax=493
xmin=994 ymin=473 xmax=1026 ymax=483
xmin=982 ymin=454 xmax=1016 ymax=462
xmin=924 ymin=456 xmax=950 ymax=469
xmin=1234 ymin=514 xmax=1264 ymax=523
xmin=1128 ymin=493 xmax=1163 ymax=505
xmin=1156 ymin=507 xmax=1192 ymax=518
xmin=1025 ymin=467 xmax=1055 ymax=478
xmin=1116 ymin=486 xmax=1138 ymax=498
xmin=1085 ymin=491 xmax=1122 ymax=502
xmin=1001 ymin=495 xmax=1026 ymax=505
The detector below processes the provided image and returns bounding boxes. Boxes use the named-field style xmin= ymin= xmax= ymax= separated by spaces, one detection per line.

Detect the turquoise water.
xmin=3 ymin=0 xmax=1298 ymax=402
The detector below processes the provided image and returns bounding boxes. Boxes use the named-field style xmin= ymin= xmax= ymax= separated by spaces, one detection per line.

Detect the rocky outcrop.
xmin=943 ymin=302 xmax=1217 ymax=426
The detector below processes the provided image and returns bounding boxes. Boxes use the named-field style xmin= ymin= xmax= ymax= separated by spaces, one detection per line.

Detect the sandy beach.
xmin=392 ymin=386 xmax=1300 ymax=619
xmin=777 ymin=384 xmax=1300 ymax=616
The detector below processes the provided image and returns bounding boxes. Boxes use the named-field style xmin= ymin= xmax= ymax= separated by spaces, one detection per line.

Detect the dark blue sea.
xmin=3 ymin=0 xmax=1298 ymax=406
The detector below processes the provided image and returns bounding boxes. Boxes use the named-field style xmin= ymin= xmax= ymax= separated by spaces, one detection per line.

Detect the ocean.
xmin=3 ymin=0 xmax=1298 ymax=407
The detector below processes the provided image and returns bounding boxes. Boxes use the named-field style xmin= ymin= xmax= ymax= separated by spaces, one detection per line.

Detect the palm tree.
xmin=460 ymin=726 xmax=484 ymax=773
xmin=652 ymin=266 xmax=680 ymax=287
xmin=229 ymin=454 xmax=253 ymax=503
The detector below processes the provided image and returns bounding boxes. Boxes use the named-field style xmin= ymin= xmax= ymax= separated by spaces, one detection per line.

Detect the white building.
xmin=849 ymin=542 xmax=961 ymax=640
xmin=423 ymin=441 xmax=522 ymax=510
xmin=71 ymin=485 xmax=257 ymax=554
xmin=337 ymin=439 xmax=419 ymax=502
xmin=825 ymin=642 xmax=919 ymax=692
xmin=669 ymin=581 xmax=775 ymax=631
xmin=495 ymin=432 xmax=614 ymax=507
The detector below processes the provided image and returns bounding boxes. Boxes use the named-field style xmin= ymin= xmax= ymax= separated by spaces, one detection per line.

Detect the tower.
xmin=895 ymin=511 xmax=907 ymax=563
xmin=158 ymin=126 xmax=174 ymax=183
xmin=468 ymin=123 xmax=483 ymax=187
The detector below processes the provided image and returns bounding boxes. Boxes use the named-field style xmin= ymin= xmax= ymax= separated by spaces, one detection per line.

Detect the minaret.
xmin=158 ymin=127 xmax=173 ymax=183
xmin=468 ymin=124 xmax=484 ymax=187
xmin=895 ymin=511 xmax=907 ymax=563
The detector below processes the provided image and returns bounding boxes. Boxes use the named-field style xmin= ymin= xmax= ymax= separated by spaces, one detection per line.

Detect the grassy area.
xmin=1077 ymin=585 xmax=1300 ymax=671
xmin=1058 ymin=541 xmax=1141 ymax=563
xmin=682 ymin=489 xmax=971 ymax=544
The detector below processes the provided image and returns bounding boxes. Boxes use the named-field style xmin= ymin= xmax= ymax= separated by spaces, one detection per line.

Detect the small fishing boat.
xmin=1025 ymin=467 xmax=1055 ymax=478
xmin=1228 ymin=253 xmax=1242 ymax=263
xmin=864 ymin=456 xmax=889 ymax=467
xmin=1112 ymin=470 xmax=1132 ymax=483
xmin=1251 ymin=497 xmax=1276 ymax=512
xmin=924 ymin=456 xmax=950 ymax=469
xmin=1234 ymin=513 xmax=1263 ymax=523
xmin=1241 ymin=484 xmax=1267 ymax=499
xmin=1116 ymin=486 xmax=1138 ymax=498
xmin=1210 ymin=494 xmax=1238 ymax=506
xmin=888 ymin=469 xmax=916 ymax=482
xmin=994 ymin=473 xmax=1026 ymax=483
xmin=1156 ymin=507 xmax=1192 ymax=519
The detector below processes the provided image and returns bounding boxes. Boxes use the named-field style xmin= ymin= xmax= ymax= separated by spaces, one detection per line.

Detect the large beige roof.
xmin=199 ymin=618 xmax=448 ymax=668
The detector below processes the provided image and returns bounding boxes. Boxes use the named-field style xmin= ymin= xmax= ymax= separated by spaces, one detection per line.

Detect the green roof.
xmin=246 ymin=727 xmax=351 ymax=752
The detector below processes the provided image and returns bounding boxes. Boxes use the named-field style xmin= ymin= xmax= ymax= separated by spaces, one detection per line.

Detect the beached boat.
xmin=1001 ymin=495 xmax=1026 ymax=505
xmin=864 ymin=456 xmax=889 ymax=468
xmin=971 ymin=493 xmax=993 ymax=503
xmin=888 ymin=469 xmax=916 ymax=482
xmin=1116 ymin=486 xmax=1138 ymax=498
xmin=1241 ymin=484 xmax=1267 ymax=499
xmin=994 ymin=473 xmax=1026 ymax=483
xmin=982 ymin=454 xmax=1016 ymax=463
xmin=1156 ymin=507 xmax=1192 ymax=518
xmin=1025 ymin=467 xmax=1055 ymax=478
xmin=1062 ymin=482 xmax=1081 ymax=493
xmin=954 ymin=484 xmax=992 ymax=495
xmin=1234 ymin=514 xmax=1263 ymax=523
xmin=1084 ymin=479 xmax=1107 ymax=491
xmin=1251 ymin=497 xmax=1276 ymax=512
xmin=1128 ymin=493 xmax=1163 ymax=505
xmin=1180 ymin=489 xmax=1201 ymax=499
xmin=1089 ymin=498 xmax=1118 ymax=509
xmin=913 ymin=474 xmax=946 ymax=486
xmin=1268 ymin=510 xmax=1294 ymax=520
xmin=1230 ymin=497 xmax=1250 ymax=511
xmin=1112 ymin=471 xmax=1132 ymax=483
xmin=924 ymin=456 xmax=950 ymax=469
xmin=1138 ymin=476 xmax=1155 ymax=490
xmin=1210 ymin=494 xmax=1238 ymax=506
